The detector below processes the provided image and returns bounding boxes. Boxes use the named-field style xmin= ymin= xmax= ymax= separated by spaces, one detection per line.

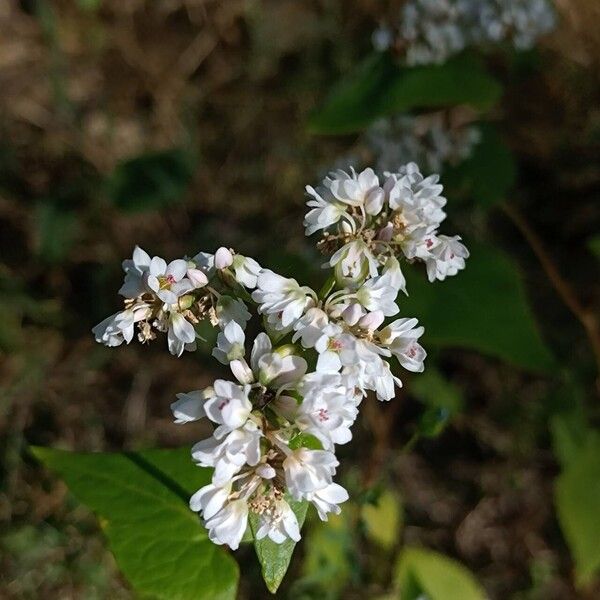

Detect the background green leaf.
xmin=32 ymin=447 xmax=239 ymax=600
xmin=249 ymin=497 xmax=308 ymax=593
xmin=361 ymin=489 xmax=403 ymax=550
xmin=107 ymin=148 xmax=195 ymax=212
xmin=445 ymin=124 xmax=517 ymax=209
xmin=308 ymin=53 xmax=501 ymax=135
xmin=401 ymin=242 xmax=555 ymax=372
xmin=394 ymin=547 xmax=486 ymax=600
xmin=554 ymin=434 xmax=600 ymax=588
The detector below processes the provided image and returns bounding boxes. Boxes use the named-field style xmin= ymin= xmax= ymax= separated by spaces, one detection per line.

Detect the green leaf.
xmin=394 ymin=547 xmax=486 ymax=600
xmin=361 ymin=489 xmax=403 ymax=550
xmin=107 ymin=148 xmax=195 ymax=212
xmin=445 ymin=124 xmax=517 ymax=209
xmin=308 ymin=52 xmax=501 ymax=135
xmin=401 ymin=242 xmax=555 ymax=372
xmin=32 ymin=446 xmax=239 ymax=600
xmin=249 ymin=497 xmax=308 ymax=593
xmin=587 ymin=234 xmax=600 ymax=262
xmin=555 ymin=435 xmax=600 ymax=587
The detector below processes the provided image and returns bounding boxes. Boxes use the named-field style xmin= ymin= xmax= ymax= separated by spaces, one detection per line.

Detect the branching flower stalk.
xmin=93 ymin=162 xmax=469 ymax=550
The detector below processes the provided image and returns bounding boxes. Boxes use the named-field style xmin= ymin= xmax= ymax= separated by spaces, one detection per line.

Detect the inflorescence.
xmin=94 ymin=162 xmax=468 ymax=550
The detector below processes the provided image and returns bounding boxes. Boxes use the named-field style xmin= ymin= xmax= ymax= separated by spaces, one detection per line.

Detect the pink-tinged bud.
xmin=341 ymin=303 xmax=365 ymax=326
xmin=187 ymin=268 xmax=208 ymax=288
xmin=365 ymin=187 xmax=384 ymax=215
xmin=215 ymin=247 xmax=234 ymax=269
xmin=359 ymin=310 xmax=384 ymax=331
xmin=378 ymin=222 xmax=394 ymax=241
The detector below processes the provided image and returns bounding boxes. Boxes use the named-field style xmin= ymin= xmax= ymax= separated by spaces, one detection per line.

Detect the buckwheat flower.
xmin=304 ymin=183 xmax=348 ymax=236
xmin=119 ymin=246 xmax=152 ymax=298
xmin=425 ymin=235 xmax=469 ymax=281
xmin=192 ymin=422 xmax=262 ymax=484
xmin=190 ymin=481 xmax=232 ymax=521
xmin=254 ymin=497 xmax=301 ymax=544
xmin=329 ymin=167 xmax=383 ymax=209
xmin=355 ymin=271 xmax=400 ymax=316
xmin=231 ymin=254 xmax=261 ymax=289
xmin=171 ymin=389 xmax=211 ymax=424
xmin=191 ymin=251 xmax=216 ymax=278
xmin=380 ymin=317 xmax=426 ymax=372
xmin=204 ymin=497 xmax=249 ymax=551
xmin=314 ymin=324 xmax=358 ymax=373
xmin=167 ymin=311 xmax=197 ymax=357
xmin=92 ymin=304 xmax=151 ymax=347
xmin=329 ymin=240 xmax=379 ymax=285
xmin=283 ymin=448 xmax=338 ymax=500
xmin=294 ymin=373 xmax=359 ymax=449
xmin=252 ymin=270 xmax=316 ymax=329
xmin=305 ymin=482 xmax=349 ymax=521
xmin=147 ymin=257 xmax=193 ymax=304
xmin=213 ymin=320 xmax=246 ymax=364
xmin=216 ymin=295 xmax=252 ymax=329
xmin=204 ymin=380 xmax=253 ymax=435
xmin=292 ymin=307 xmax=330 ymax=349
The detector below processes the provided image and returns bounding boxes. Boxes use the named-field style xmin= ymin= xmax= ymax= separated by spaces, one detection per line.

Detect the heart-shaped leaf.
xmin=32 ymin=446 xmax=239 ymax=600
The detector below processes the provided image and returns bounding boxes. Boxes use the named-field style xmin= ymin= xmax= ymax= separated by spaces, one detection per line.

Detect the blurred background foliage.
xmin=0 ymin=0 xmax=599 ymax=598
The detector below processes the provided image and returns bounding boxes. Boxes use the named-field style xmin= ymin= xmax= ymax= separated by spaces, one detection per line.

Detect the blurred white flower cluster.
xmin=94 ymin=162 xmax=467 ymax=550
xmin=364 ymin=114 xmax=481 ymax=174
xmin=373 ymin=0 xmax=556 ymax=65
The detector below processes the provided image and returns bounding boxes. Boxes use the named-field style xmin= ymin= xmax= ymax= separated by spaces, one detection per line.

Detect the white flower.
xmin=292 ymin=307 xmax=330 ymax=349
xmin=425 ymin=235 xmax=469 ymax=281
xmin=190 ymin=481 xmax=231 ymax=520
xmin=167 ymin=311 xmax=197 ymax=357
xmin=314 ymin=324 xmax=358 ymax=373
xmin=305 ymin=482 xmax=349 ymax=521
xmin=295 ymin=373 xmax=359 ymax=449
xmin=186 ymin=265 xmax=209 ymax=289
xmin=283 ymin=448 xmax=338 ymax=500
xmin=216 ymin=296 xmax=251 ymax=329
xmin=213 ymin=320 xmax=246 ymax=364
xmin=304 ymin=184 xmax=347 ymax=236
xmin=191 ymin=251 xmax=216 ymax=278
xmin=203 ymin=495 xmax=249 ymax=551
xmin=329 ymin=240 xmax=379 ymax=286
xmin=255 ymin=497 xmax=301 ymax=544
xmin=171 ymin=389 xmax=210 ymax=423
xmin=328 ymin=167 xmax=383 ymax=209
xmin=232 ymin=254 xmax=261 ymax=289
xmin=380 ymin=317 xmax=426 ymax=372
xmin=252 ymin=270 xmax=315 ymax=329
xmin=119 ymin=246 xmax=151 ymax=298
xmin=92 ymin=304 xmax=151 ymax=347
xmin=147 ymin=257 xmax=193 ymax=304
xmin=204 ymin=380 xmax=252 ymax=435
xmin=192 ymin=422 xmax=262 ymax=484
xmin=355 ymin=271 xmax=400 ymax=316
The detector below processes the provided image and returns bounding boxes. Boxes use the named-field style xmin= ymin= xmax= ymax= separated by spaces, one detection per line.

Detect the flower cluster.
xmin=306 ymin=163 xmax=469 ymax=286
xmin=364 ymin=113 xmax=481 ymax=174
xmin=373 ymin=0 xmax=556 ymax=65
xmin=94 ymin=162 xmax=467 ymax=551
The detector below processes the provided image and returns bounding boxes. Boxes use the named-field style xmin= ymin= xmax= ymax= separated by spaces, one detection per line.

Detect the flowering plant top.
xmin=93 ymin=162 xmax=468 ymax=551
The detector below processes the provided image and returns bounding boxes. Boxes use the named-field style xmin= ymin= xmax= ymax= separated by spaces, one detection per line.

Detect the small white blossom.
xmin=252 ymin=270 xmax=315 ymax=329
xmin=147 ymin=257 xmax=193 ymax=305
xmin=171 ymin=389 xmax=210 ymax=424
xmin=119 ymin=246 xmax=151 ymax=298
xmin=425 ymin=235 xmax=469 ymax=281
xmin=232 ymin=254 xmax=261 ymax=289
xmin=213 ymin=320 xmax=246 ymax=364
xmin=305 ymin=482 xmax=349 ymax=521
xmin=204 ymin=380 xmax=253 ymax=435
xmin=254 ymin=497 xmax=301 ymax=544
xmin=92 ymin=304 xmax=151 ymax=347
xmin=283 ymin=448 xmax=338 ymax=500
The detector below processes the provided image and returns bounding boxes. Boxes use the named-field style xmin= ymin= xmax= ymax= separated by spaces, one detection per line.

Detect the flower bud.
xmin=187 ymin=267 xmax=208 ymax=288
xmin=178 ymin=294 xmax=195 ymax=310
xmin=230 ymin=359 xmax=254 ymax=385
xmin=215 ymin=247 xmax=234 ymax=269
